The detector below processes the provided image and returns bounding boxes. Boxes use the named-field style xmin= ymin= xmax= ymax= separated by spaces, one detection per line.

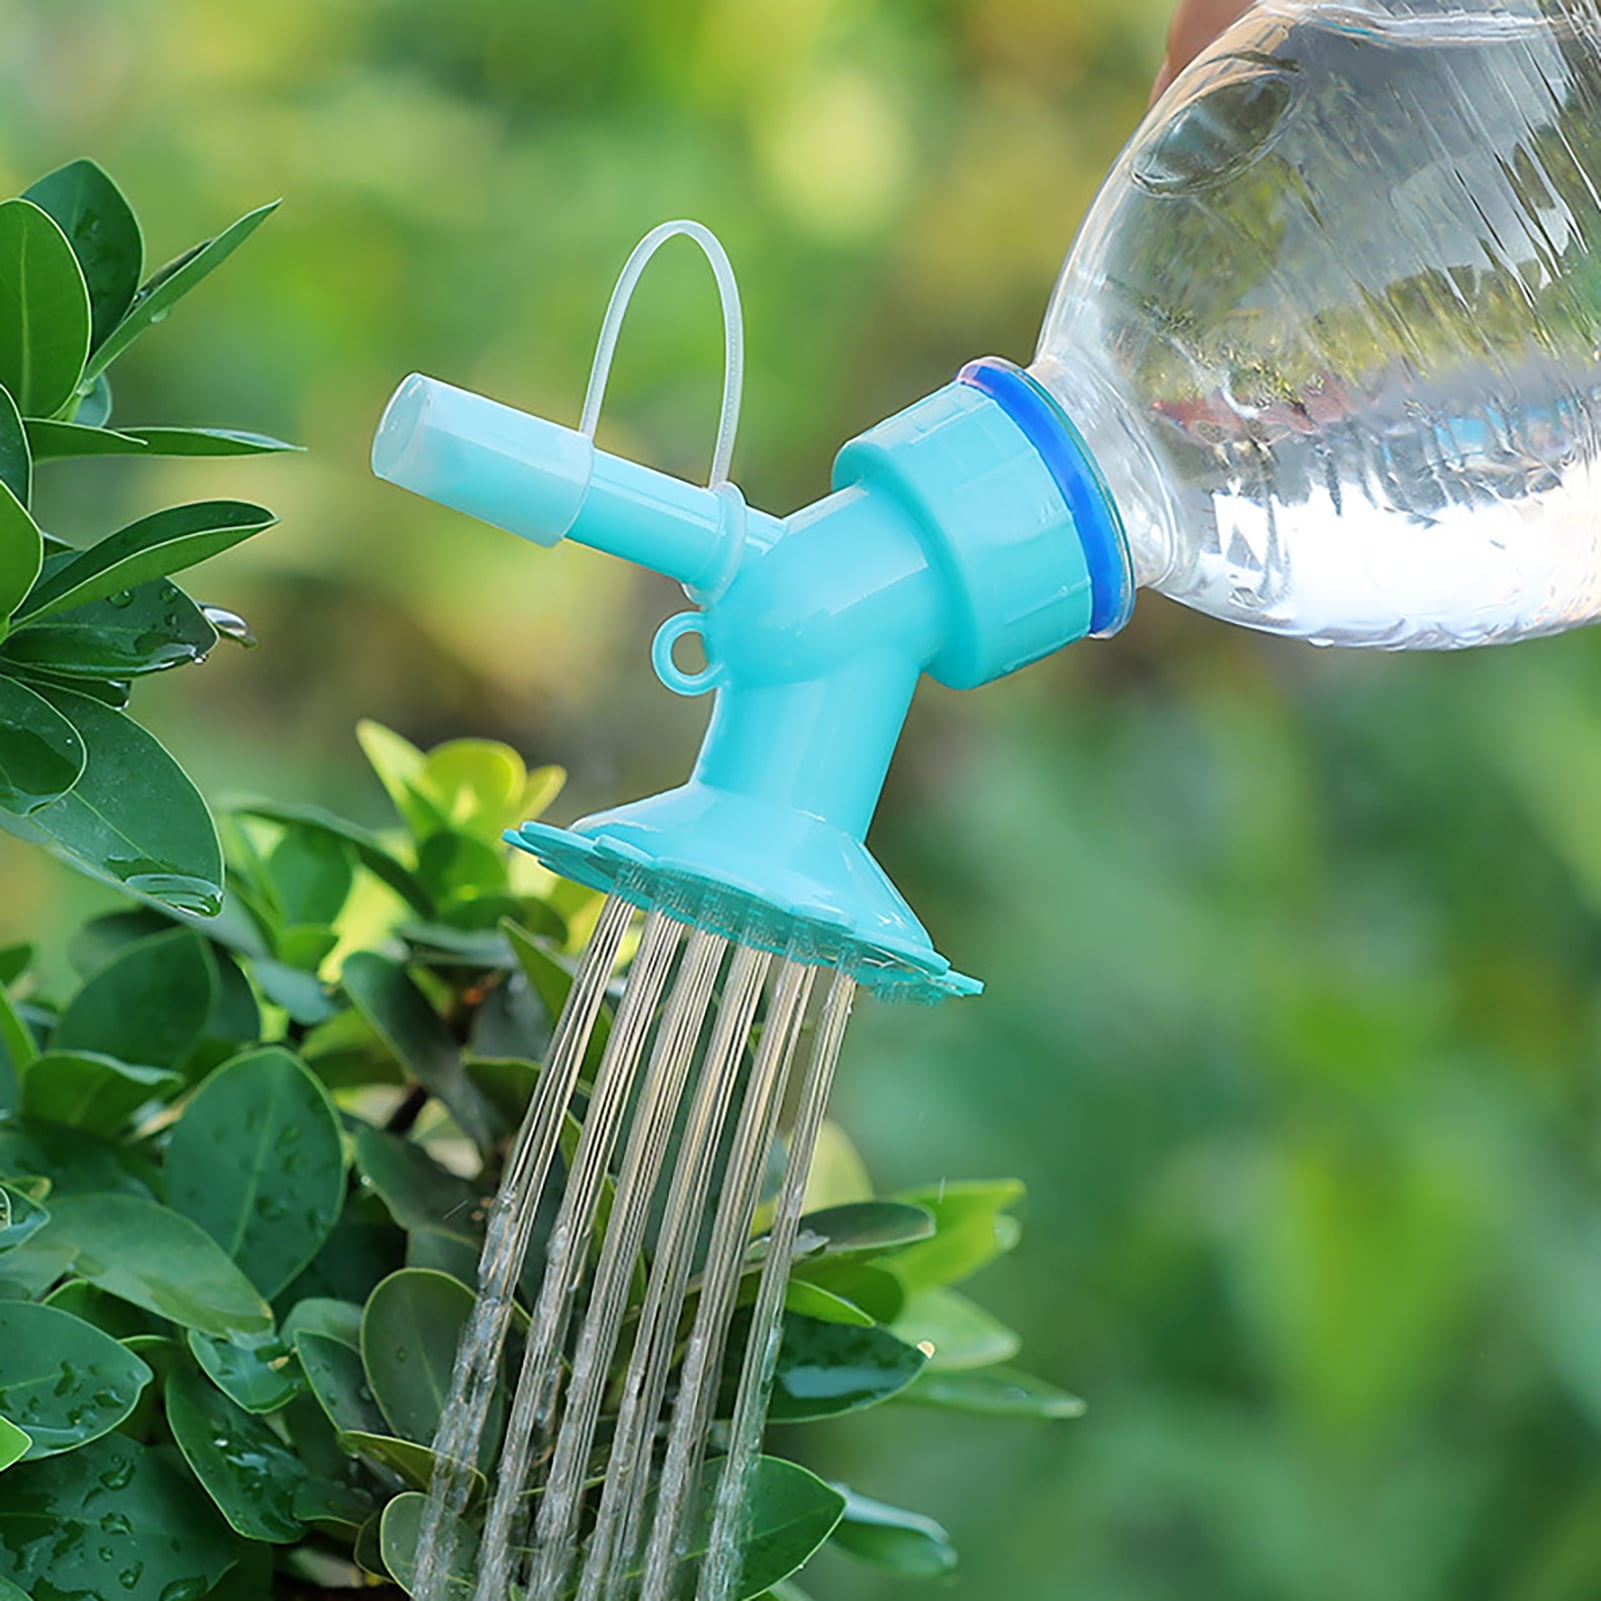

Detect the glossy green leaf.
xmin=0 ymin=674 xmax=82 ymax=816
xmin=791 ymin=1260 xmax=905 ymax=1325
xmin=0 ymin=386 xmax=29 ymax=506
xmin=24 ymin=159 xmax=142 ymax=351
xmin=266 ymin=825 xmax=355 ymax=927
xmin=235 ymin=800 xmax=434 ymax=916
xmin=188 ymin=1327 xmax=303 ymax=1414
xmin=416 ymin=828 xmax=508 ymax=902
xmin=277 ymin=1215 xmax=404 ymax=1308
xmin=16 ymin=499 xmax=275 ymax=624
xmin=890 ymin=1286 xmax=1020 ymax=1371
xmin=503 ymin=921 xmax=612 ymax=1077
xmin=44 ymin=1278 xmax=155 ymax=1339
xmin=0 ymin=1183 xmax=47 ymax=1253
xmin=0 ymin=1434 xmax=238 ymax=1601
xmin=790 ymin=1201 xmax=935 ymax=1263
xmin=829 ymin=1487 xmax=957 ymax=1578
xmin=463 ymin=1053 xmax=540 ymax=1129
xmin=3 ymin=578 xmax=217 ymax=678
xmin=165 ymin=1045 xmax=345 ymax=1298
xmin=0 ymin=943 xmax=32 ymax=987
xmin=295 ymin=1331 xmax=388 ymax=1439
xmin=784 ymin=1278 xmax=875 ymax=1327
xmin=19 ymin=1050 xmax=180 ymax=1133
xmin=756 ymin=1312 xmax=927 ymax=1423
xmin=406 ymin=1227 xmax=481 ymax=1287
xmin=86 ymin=199 xmax=279 ymax=382
xmin=0 ymin=200 xmax=89 ymax=416
xmin=166 ymin=1362 xmax=306 ymax=1542
xmin=889 ymin=1179 xmax=1024 ymax=1291
xmin=340 ymin=1429 xmax=486 ymax=1503
xmin=418 ymin=738 xmax=530 ymax=838
xmin=279 ymin=923 xmax=337 ymax=971
xmin=292 ymin=1474 xmax=374 ymax=1535
xmin=379 ymin=1490 xmax=478 ymax=1598
xmin=354 ymin=1123 xmax=484 ymax=1236
xmin=52 ymin=926 xmax=216 ymax=1068
xmin=0 ymin=1115 xmax=152 ymax=1197
xmin=0 ymin=989 xmax=35 ymax=1091
xmin=25 ymin=421 xmax=298 ymax=459
xmin=0 ymin=1415 xmax=27 ymax=1473
xmin=0 ymin=1300 xmax=151 ymax=1457
xmin=897 ymin=1365 xmax=1087 ymax=1419
xmin=341 ymin=951 xmax=495 ymax=1151
xmin=24 ymin=1192 xmax=273 ymax=1336
xmin=360 ymin=1267 xmax=480 ymax=1447
xmin=21 ymin=686 xmax=223 ymax=913
xmin=74 ymin=372 xmax=110 ymax=426
xmin=280 ymin=1297 xmax=363 ymax=1350
xmin=626 ymin=1456 xmax=844 ymax=1600
xmin=0 ymin=479 xmax=39 ymax=623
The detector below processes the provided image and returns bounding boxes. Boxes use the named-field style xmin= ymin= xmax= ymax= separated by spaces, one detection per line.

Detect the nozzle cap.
xmin=373 ymin=374 xmax=594 ymax=548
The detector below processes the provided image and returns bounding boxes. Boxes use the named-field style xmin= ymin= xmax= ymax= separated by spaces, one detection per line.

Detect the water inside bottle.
xmin=1037 ymin=0 xmax=1601 ymax=648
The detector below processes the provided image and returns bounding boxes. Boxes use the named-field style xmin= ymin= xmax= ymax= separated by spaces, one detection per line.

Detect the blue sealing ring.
xmin=956 ymin=356 xmax=1134 ymax=638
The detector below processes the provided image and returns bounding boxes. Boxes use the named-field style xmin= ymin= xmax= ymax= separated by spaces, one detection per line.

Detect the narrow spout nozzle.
xmin=373 ymin=373 xmax=595 ymax=549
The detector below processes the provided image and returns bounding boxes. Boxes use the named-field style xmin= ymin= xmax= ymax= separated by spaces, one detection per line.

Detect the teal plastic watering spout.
xmin=372 ymin=226 xmax=1132 ymax=1000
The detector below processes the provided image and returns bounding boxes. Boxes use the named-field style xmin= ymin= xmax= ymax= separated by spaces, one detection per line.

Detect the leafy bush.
xmin=0 ymin=159 xmax=294 ymax=913
xmin=0 ymin=725 xmax=1080 ymax=1600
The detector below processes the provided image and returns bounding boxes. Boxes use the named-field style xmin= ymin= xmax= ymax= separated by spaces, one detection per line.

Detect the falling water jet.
xmin=472 ymin=910 xmax=685 ymax=1601
xmin=414 ymin=892 xmax=632 ymax=1601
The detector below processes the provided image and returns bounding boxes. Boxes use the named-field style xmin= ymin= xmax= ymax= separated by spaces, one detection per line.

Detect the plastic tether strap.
xmin=579 ymin=220 xmax=745 ymax=491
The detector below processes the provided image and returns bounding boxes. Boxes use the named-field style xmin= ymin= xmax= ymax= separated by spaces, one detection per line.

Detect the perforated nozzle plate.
xmin=507 ymin=818 xmax=981 ymax=1004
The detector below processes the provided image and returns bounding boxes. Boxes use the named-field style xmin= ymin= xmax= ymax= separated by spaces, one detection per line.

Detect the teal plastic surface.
xmin=373 ymin=236 xmax=1131 ymax=1001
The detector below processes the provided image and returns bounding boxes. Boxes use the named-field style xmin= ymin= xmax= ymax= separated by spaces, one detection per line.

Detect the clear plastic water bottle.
xmin=1035 ymin=0 xmax=1601 ymax=647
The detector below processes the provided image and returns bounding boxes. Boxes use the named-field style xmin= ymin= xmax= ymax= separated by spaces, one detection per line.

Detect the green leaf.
xmin=0 ymin=1415 xmax=27 ymax=1473
xmin=416 ymin=828 xmax=508 ymax=902
xmin=292 ymin=1474 xmax=374 ymax=1535
xmin=636 ymin=1457 xmax=843 ymax=1601
xmin=265 ymin=825 xmax=355 ymax=927
xmin=0 ymin=386 xmax=30 ymax=506
xmin=52 ymin=926 xmax=217 ymax=1068
xmin=340 ymin=1430 xmax=486 ymax=1503
xmin=0 ymin=1434 xmax=239 ymax=1601
xmin=790 ymin=1260 xmax=905 ymax=1325
xmin=0 ymin=480 xmax=41 ymax=629
xmin=280 ymin=1297 xmax=363 ymax=1350
xmin=44 ymin=1278 xmax=155 ymax=1339
xmin=0 ymin=1300 xmax=151 ymax=1457
xmin=74 ymin=372 xmax=110 ymax=426
xmin=0 ymin=943 xmax=32 ymax=987
xmin=25 ymin=421 xmax=299 ymax=459
xmin=0 ymin=1183 xmax=48 ymax=1253
xmin=16 ymin=500 xmax=276 ymax=624
xmin=355 ymin=719 xmax=445 ymax=838
xmin=86 ymin=199 xmax=279 ymax=382
xmin=503 ymin=920 xmax=611 ymax=1077
xmin=829 ymin=1487 xmax=957 ymax=1578
xmin=166 ymin=1361 xmax=306 ymax=1542
xmin=354 ymin=1123 xmax=484 ymax=1236
xmin=890 ymin=1286 xmax=1021 ymax=1371
xmin=188 ymin=1327 xmax=303 ymax=1414
xmin=3 ymin=577 xmax=217 ymax=678
xmin=25 ymin=1193 xmax=273 ymax=1336
xmin=789 ymin=1201 xmax=935 ymax=1263
xmin=0 ymin=1115 xmax=152 ymax=1197
xmin=24 ymin=159 xmax=143 ymax=351
xmin=0 ymin=986 xmax=36 ymax=1086
xmin=165 ymin=1045 xmax=346 ymax=1298
xmin=898 ymin=1365 xmax=1087 ymax=1419
xmin=0 ymin=200 xmax=89 ymax=416
xmin=889 ymin=1179 xmax=1024 ymax=1291
xmin=294 ymin=1330 xmax=388 ymax=1439
xmin=418 ymin=738 xmax=532 ymax=839
xmin=379 ymin=1490 xmax=478 ymax=1598
xmin=783 ymin=1279 xmax=875 ymax=1327
xmin=406 ymin=1227 xmax=482 ymax=1287
xmin=21 ymin=686 xmax=223 ymax=913
xmin=0 ymin=675 xmax=83 ymax=816
xmin=360 ymin=1267 xmax=483 ymax=1447
xmin=757 ymin=1312 xmax=927 ymax=1423
xmin=234 ymin=800 xmax=435 ymax=917
xmin=341 ymin=952 xmax=495 ymax=1152
xmin=19 ymin=1050 xmax=181 ymax=1133
xmin=277 ymin=1216 xmax=404 ymax=1308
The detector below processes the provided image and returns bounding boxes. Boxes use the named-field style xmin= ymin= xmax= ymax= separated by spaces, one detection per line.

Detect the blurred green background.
xmin=6 ymin=1 xmax=1601 ymax=1596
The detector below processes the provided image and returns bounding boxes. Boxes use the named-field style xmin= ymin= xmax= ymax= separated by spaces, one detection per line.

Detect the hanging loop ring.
xmin=579 ymin=220 xmax=745 ymax=489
